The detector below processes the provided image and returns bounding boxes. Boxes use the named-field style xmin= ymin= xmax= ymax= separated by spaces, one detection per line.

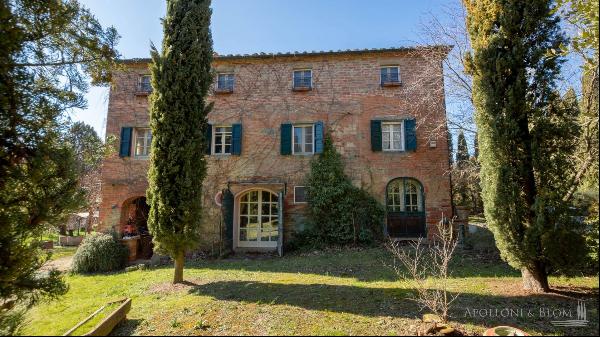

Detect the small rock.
xmin=423 ymin=313 xmax=442 ymax=323
xmin=439 ymin=327 xmax=455 ymax=335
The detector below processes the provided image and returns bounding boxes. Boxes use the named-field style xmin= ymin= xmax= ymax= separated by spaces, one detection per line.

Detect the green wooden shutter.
xmin=405 ymin=119 xmax=417 ymax=151
xmin=119 ymin=127 xmax=132 ymax=157
xmin=280 ymin=123 xmax=292 ymax=155
xmin=314 ymin=121 xmax=324 ymax=154
xmin=232 ymin=123 xmax=242 ymax=155
xmin=370 ymin=120 xmax=382 ymax=152
xmin=204 ymin=124 xmax=212 ymax=155
xmin=221 ymin=189 xmax=234 ymax=251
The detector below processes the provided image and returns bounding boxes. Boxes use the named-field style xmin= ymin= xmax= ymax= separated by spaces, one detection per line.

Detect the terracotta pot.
xmin=483 ymin=326 xmax=528 ymax=336
xmin=120 ymin=236 xmax=140 ymax=262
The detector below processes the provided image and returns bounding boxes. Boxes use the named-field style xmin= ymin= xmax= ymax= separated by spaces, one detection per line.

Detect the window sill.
xmin=292 ymin=86 xmax=312 ymax=92
xmin=214 ymin=88 xmax=234 ymax=94
xmin=292 ymin=152 xmax=314 ymax=156
xmin=380 ymin=82 xmax=402 ymax=87
xmin=133 ymin=156 xmax=150 ymax=160
xmin=134 ymin=91 xmax=151 ymax=96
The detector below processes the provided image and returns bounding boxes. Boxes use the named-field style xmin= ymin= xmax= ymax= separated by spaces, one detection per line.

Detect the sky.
xmin=74 ymin=0 xmax=455 ymax=138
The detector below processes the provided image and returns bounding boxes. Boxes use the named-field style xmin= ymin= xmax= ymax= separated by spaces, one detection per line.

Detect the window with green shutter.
xmin=204 ymin=124 xmax=212 ymax=155
xmin=314 ymin=121 xmax=324 ymax=154
xmin=280 ymin=123 xmax=292 ymax=155
xmin=404 ymin=119 xmax=417 ymax=151
xmin=231 ymin=123 xmax=242 ymax=155
xmin=370 ymin=120 xmax=382 ymax=152
xmin=119 ymin=127 xmax=133 ymax=157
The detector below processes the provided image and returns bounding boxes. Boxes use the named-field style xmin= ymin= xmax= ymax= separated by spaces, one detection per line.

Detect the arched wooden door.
xmin=386 ymin=178 xmax=426 ymax=238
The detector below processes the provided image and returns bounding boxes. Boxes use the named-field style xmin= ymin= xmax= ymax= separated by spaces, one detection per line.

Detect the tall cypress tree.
xmin=147 ymin=0 xmax=213 ymax=284
xmin=464 ymin=0 xmax=584 ymax=292
xmin=453 ymin=131 xmax=471 ymax=207
xmin=455 ymin=131 xmax=469 ymax=170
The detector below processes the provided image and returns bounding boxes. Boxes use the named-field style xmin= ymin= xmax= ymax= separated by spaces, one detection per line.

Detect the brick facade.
xmin=99 ymin=47 xmax=453 ymax=253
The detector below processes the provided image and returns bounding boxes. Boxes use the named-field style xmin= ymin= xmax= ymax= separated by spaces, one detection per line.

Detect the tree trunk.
xmin=173 ymin=252 xmax=185 ymax=284
xmin=521 ymin=264 xmax=549 ymax=293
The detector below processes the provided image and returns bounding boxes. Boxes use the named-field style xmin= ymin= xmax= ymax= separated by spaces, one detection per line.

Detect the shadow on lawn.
xmin=186 ymin=247 xmax=519 ymax=282
xmin=188 ymin=280 xmax=598 ymax=335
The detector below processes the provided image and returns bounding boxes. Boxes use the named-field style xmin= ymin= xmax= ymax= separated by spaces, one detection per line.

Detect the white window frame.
xmin=380 ymin=66 xmax=401 ymax=85
xmin=386 ymin=178 xmax=423 ymax=213
xmin=293 ymin=69 xmax=313 ymax=88
xmin=292 ymin=124 xmax=315 ymax=155
xmin=134 ymin=128 xmax=152 ymax=158
xmin=404 ymin=181 xmax=421 ymax=212
xmin=382 ymin=121 xmax=405 ymax=152
xmin=138 ymin=75 xmax=152 ymax=92
xmin=212 ymin=125 xmax=232 ymax=155
xmin=237 ymin=189 xmax=279 ymax=248
xmin=216 ymin=73 xmax=235 ymax=91
xmin=294 ymin=186 xmax=308 ymax=204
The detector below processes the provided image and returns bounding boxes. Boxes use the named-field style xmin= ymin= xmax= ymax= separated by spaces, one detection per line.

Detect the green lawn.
xmin=24 ymin=247 xmax=598 ymax=336
xmin=47 ymin=246 xmax=78 ymax=261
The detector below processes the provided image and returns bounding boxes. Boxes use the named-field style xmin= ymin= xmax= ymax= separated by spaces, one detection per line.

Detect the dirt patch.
xmin=40 ymin=256 xmax=72 ymax=273
xmin=148 ymin=280 xmax=208 ymax=294
xmin=486 ymin=279 xmax=598 ymax=299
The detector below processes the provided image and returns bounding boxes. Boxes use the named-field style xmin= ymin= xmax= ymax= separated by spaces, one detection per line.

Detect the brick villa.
xmin=99 ymin=46 xmax=453 ymax=254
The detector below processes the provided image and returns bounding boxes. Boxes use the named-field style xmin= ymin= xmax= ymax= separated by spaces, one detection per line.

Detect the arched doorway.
xmin=386 ymin=178 xmax=426 ymax=238
xmin=121 ymin=196 xmax=153 ymax=259
xmin=235 ymin=189 xmax=279 ymax=249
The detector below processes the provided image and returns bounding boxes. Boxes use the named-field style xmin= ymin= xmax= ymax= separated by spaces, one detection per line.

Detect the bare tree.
xmin=386 ymin=216 xmax=460 ymax=324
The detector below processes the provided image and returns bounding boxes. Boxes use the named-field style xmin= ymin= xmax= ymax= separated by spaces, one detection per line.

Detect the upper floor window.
xmin=213 ymin=126 xmax=232 ymax=155
xmin=293 ymin=124 xmax=314 ymax=154
xmin=216 ymin=73 xmax=234 ymax=92
xmin=135 ymin=128 xmax=152 ymax=157
xmin=293 ymin=69 xmax=312 ymax=90
xmin=382 ymin=121 xmax=404 ymax=151
xmin=138 ymin=75 xmax=152 ymax=93
xmin=380 ymin=66 xmax=401 ymax=86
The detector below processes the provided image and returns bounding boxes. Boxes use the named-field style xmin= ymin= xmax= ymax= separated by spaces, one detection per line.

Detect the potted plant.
xmin=483 ymin=326 xmax=528 ymax=336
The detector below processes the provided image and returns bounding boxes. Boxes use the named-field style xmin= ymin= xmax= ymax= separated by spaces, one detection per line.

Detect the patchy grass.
xmin=47 ymin=246 xmax=78 ymax=261
xmin=24 ymin=247 xmax=598 ymax=336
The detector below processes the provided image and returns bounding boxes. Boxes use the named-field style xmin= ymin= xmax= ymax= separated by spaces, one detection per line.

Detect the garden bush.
xmin=301 ymin=134 xmax=384 ymax=246
xmin=71 ymin=233 xmax=128 ymax=274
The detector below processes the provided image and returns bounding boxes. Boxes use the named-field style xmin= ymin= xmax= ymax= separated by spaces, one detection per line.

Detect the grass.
xmin=24 ymin=247 xmax=598 ymax=336
xmin=47 ymin=246 xmax=78 ymax=261
xmin=68 ymin=301 xmax=122 ymax=336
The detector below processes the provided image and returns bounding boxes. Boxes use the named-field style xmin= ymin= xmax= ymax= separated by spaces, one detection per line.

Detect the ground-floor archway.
xmin=385 ymin=177 xmax=426 ymax=238
xmin=121 ymin=196 xmax=153 ymax=259
xmin=234 ymin=188 xmax=280 ymax=250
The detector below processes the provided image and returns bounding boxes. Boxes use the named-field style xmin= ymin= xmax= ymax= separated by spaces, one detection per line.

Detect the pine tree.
xmin=147 ymin=0 xmax=213 ymax=284
xmin=0 ymin=0 xmax=118 ymax=332
xmin=464 ymin=0 xmax=585 ymax=292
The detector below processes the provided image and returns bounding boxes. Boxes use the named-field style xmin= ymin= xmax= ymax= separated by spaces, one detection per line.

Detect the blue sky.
xmin=75 ymin=0 xmax=455 ymax=137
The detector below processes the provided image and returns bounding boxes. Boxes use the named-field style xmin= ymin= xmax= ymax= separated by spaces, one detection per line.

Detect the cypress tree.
xmin=455 ymin=131 xmax=469 ymax=170
xmin=464 ymin=0 xmax=584 ymax=292
xmin=147 ymin=0 xmax=213 ymax=284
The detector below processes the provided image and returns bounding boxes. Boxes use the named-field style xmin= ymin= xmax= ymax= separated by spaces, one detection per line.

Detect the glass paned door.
xmin=239 ymin=190 xmax=279 ymax=247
